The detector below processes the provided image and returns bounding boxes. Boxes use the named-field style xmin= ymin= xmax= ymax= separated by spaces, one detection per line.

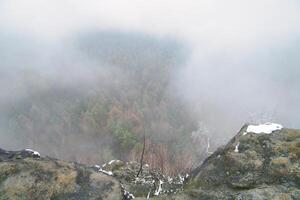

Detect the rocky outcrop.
xmin=181 ymin=124 xmax=300 ymax=200
xmin=0 ymin=149 xmax=122 ymax=200
xmin=0 ymin=123 xmax=299 ymax=199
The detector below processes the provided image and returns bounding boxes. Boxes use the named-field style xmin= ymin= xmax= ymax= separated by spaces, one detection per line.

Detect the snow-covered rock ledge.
xmin=244 ymin=122 xmax=283 ymax=135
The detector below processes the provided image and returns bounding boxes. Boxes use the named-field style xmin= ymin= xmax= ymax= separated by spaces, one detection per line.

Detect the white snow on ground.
xmin=108 ymin=159 xmax=117 ymax=165
xmin=25 ymin=149 xmax=40 ymax=157
xmin=147 ymin=190 xmax=151 ymax=199
xmin=134 ymin=177 xmax=154 ymax=185
xmin=167 ymin=176 xmax=173 ymax=183
xmin=246 ymin=123 xmax=283 ymax=134
xmin=154 ymin=180 xmax=163 ymax=196
xmin=101 ymin=160 xmax=122 ymax=167
xmin=123 ymin=190 xmax=135 ymax=199
xmin=234 ymin=142 xmax=240 ymax=153
xmin=121 ymin=183 xmax=135 ymax=199
xmin=179 ymin=174 xmax=184 ymax=184
xmin=99 ymin=168 xmax=113 ymax=176
xmin=93 ymin=165 xmax=101 ymax=169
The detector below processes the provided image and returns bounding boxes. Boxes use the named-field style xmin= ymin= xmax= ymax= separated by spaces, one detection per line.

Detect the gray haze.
xmin=1 ymin=1 xmax=300 ymax=157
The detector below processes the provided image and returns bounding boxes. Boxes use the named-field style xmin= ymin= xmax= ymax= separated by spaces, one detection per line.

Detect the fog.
xmin=0 ymin=0 xmax=300 ymax=170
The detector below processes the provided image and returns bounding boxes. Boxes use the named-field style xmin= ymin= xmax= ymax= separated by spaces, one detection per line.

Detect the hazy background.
xmin=0 ymin=0 xmax=300 ymax=173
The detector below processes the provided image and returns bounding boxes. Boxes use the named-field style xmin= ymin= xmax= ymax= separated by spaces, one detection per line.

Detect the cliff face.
xmin=0 ymin=124 xmax=299 ymax=200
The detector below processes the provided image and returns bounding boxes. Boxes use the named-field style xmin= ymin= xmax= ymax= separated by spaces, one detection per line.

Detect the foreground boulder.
xmin=181 ymin=123 xmax=300 ymax=200
xmin=0 ymin=149 xmax=122 ymax=200
xmin=0 ymin=123 xmax=299 ymax=199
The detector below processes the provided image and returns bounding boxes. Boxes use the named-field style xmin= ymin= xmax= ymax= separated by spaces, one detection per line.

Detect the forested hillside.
xmin=0 ymin=32 xmax=209 ymax=175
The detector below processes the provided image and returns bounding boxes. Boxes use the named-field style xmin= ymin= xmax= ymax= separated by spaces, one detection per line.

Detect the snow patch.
xmin=134 ymin=177 xmax=148 ymax=184
xmin=123 ymin=190 xmax=135 ymax=199
xmin=25 ymin=149 xmax=40 ymax=157
xmin=167 ymin=176 xmax=173 ymax=183
xmin=121 ymin=184 xmax=135 ymax=199
xmin=108 ymin=159 xmax=118 ymax=165
xmin=154 ymin=180 xmax=163 ymax=196
xmin=179 ymin=174 xmax=185 ymax=184
xmin=93 ymin=165 xmax=101 ymax=169
xmin=246 ymin=123 xmax=283 ymax=134
xmin=147 ymin=190 xmax=151 ymax=199
xmin=234 ymin=142 xmax=240 ymax=153
xmin=99 ymin=168 xmax=113 ymax=176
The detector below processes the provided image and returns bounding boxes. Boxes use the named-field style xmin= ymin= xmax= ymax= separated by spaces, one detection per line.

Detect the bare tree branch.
xmin=137 ymin=133 xmax=146 ymax=177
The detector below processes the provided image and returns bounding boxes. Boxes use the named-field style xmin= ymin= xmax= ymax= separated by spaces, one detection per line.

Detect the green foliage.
xmin=109 ymin=121 xmax=138 ymax=153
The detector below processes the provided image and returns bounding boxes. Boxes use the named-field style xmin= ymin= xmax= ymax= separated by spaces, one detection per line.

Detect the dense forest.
xmin=0 ymin=32 xmax=210 ymax=175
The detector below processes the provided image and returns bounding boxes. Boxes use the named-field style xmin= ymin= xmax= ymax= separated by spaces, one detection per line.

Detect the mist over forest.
xmin=1 ymin=0 xmax=300 ymax=175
